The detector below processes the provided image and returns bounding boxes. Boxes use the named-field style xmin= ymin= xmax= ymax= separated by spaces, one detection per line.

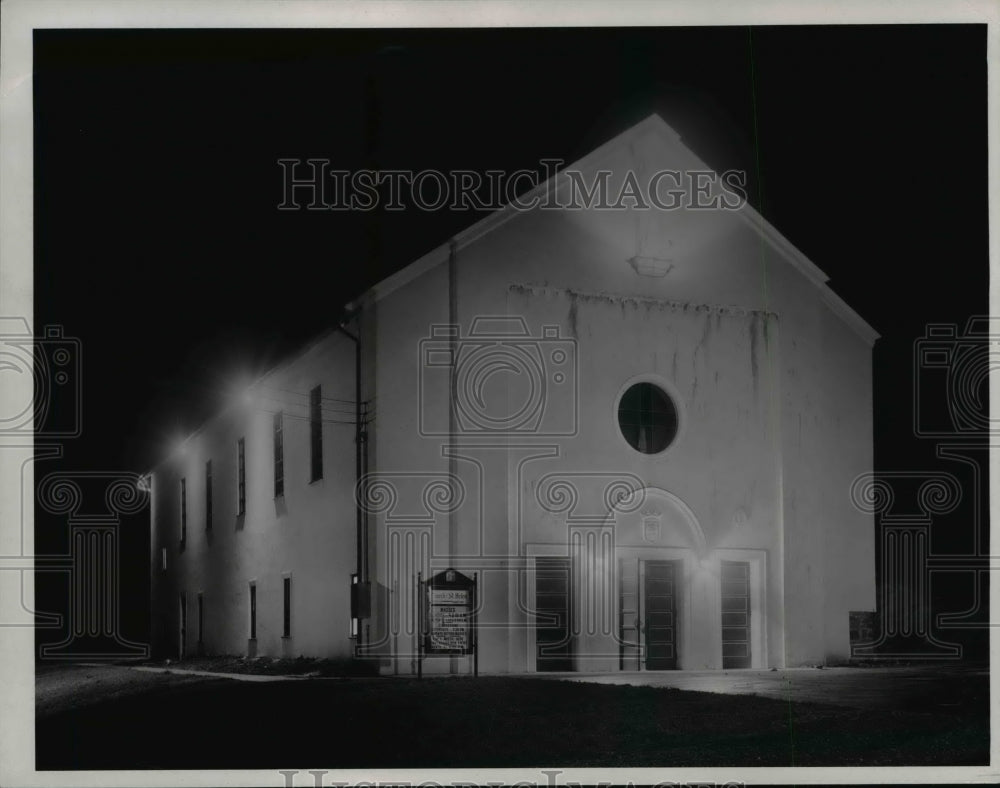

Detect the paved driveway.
xmin=536 ymin=665 xmax=988 ymax=711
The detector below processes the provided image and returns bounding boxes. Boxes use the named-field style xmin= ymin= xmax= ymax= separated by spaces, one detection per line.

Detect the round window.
xmin=617 ymin=382 xmax=678 ymax=454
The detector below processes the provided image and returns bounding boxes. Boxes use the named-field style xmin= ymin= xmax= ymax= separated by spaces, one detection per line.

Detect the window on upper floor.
xmin=273 ymin=412 xmax=284 ymax=497
xmin=179 ymin=477 xmax=187 ymax=545
xmin=237 ymin=437 xmax=246 ymax=515
xmin=310 ymin=385 xmax=323 ymax=482
xmin=205 ymin=459 xmax=213 ymax=531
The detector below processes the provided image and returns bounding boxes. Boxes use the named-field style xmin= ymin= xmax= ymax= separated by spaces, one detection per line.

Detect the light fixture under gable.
xmin=628 ymin=255 xmax=674 ymax=277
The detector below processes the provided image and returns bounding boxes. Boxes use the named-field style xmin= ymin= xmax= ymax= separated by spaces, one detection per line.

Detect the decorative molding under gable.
xmin=508 ymin=283 xmax=779 ymax=321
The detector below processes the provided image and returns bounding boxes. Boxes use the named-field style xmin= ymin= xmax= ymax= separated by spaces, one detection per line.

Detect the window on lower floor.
xmin=179 ymin=593 xmax=187 ymax=658
xmin=249 ymin=583 xmax=257 ymax=640
xmin=283 ymin=576 xmax=291 ymax=638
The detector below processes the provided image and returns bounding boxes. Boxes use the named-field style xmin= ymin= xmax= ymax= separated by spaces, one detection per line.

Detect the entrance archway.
xmin=608 ymin=487 xmax=707 ymax=670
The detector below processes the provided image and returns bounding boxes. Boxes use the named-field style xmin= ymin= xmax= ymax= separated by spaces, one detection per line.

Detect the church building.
xmin=148 ymin=114 xmax=878 ymax=673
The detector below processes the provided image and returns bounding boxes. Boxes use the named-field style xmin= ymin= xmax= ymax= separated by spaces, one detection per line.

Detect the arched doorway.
xmin=609 ymin=487 xmax=707 ymax=670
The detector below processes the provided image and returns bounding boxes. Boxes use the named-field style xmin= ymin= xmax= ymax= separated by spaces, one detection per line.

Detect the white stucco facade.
xmin=150 ymin=114 xmax=877 ymax=672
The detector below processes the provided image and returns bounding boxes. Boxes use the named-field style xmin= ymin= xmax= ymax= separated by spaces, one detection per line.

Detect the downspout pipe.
xmin=336 ymin=308 xmax=365 ymax=590
xmin=447 ymin=238 xmax=458 ymax=675
xmin=447 ymin=239 xmax=458 ymax=566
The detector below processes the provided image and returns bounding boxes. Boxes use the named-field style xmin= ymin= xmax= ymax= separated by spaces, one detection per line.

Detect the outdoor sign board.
xmin=423 ymin=569 xmax=475 ymax=655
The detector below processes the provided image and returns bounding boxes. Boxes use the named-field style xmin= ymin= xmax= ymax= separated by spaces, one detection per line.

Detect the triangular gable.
xmin=349 ymin=113 xmax=879 ymax=346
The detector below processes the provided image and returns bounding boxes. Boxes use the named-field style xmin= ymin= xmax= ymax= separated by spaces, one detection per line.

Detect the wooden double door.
xmin=537 ymin=556 xmax=752 ymax=672
xmin=642 ymin=560 xmax=678 ymax=670
xmin=637 ymin=559 xmax=752 ymax=670
xmin=534 ymin=557 xmax=573 ymax=671
xmin=534 ymin=557 xmax=679 ymax=671
xmin=618 ymin=558 xmax=679 ymax=670
xmin=721 ymin=560 xmax=752 ymax=669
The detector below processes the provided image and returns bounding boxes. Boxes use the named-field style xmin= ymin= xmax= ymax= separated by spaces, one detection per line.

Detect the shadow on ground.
xmin=35 ymin=664 xmax=987 ymax=769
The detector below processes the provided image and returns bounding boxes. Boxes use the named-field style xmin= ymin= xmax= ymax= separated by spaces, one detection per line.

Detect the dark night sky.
xmin=32 ymin=26 xmax=988 ymax=654
xmin=33 ymin=25 xmax=987 ymax=477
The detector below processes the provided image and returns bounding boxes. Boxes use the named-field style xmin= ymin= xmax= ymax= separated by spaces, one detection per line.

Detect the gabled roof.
xmin=149 ymin=114 xmax=879 ymax=478
xmin=348 ymin=113 xmax=879 ymax=346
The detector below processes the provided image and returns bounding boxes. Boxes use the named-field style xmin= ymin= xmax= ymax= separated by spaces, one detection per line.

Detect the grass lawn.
xmin=35 ymin=668 xmax=987 ymax=769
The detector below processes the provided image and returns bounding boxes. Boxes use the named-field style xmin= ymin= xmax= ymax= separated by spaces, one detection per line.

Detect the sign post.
xmin=418 ymin=568 xmax=477 ymax=677
xmin=416 ymin=571 xmax=423 ymax=680
xmin=472 ymin=572 xmax=478 ymax=677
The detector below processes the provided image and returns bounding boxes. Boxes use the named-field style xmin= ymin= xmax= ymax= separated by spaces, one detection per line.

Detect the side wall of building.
xmin=149 ymin=332 xmax=358 ymax=660
xmin=767 ymin=269 xmax=878 ymax=666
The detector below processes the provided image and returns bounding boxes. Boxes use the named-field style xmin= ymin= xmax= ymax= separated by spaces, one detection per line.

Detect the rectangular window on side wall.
xmin=273 ymin=412 xmax=284 ymax=497
xmin=283 ymin=576 xmax=291 ymax=638
xmin=309 ymin=385 xmax=323 ymax=482
xmin=179 ymin=593 xmax=187 ymax=659
xmin=205 ymin=459 xmax=213 ymax=531
xmin=161 ymin=547 xmax=167 ymax=571
xmin=197 ymin=592 xmax=204 ymax=645
xmin=249 ymin=583 xmax=257 ymax=640
xmin=236 ymin=437 xmax=246 ymax=515
xmin=179 ymin=478 xmax=187 ymax=545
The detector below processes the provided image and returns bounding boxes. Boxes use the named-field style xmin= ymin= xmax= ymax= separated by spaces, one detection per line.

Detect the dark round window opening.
xmin=618 ymin=382 xmax=678 ymax=454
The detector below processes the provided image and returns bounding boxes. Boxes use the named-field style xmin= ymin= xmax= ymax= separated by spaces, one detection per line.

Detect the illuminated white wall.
xmin=149 ymin=332 xmax=358 ymax=660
